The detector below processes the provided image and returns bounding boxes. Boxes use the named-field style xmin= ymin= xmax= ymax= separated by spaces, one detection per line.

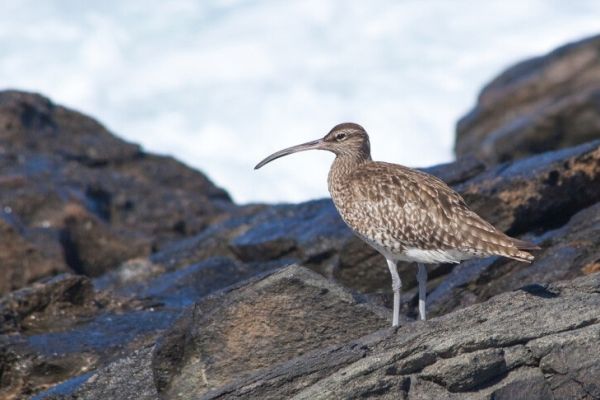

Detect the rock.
xmin=228 ymin=199 xmax=352 ymax=269
xmin=97 ymin=152 xmax=232 ymax=244
xmin=60 ymin=203 xmax=150 ymax=277
xmin=456 ymin=139 xmax=600 ymax=234
xmin=423 ymin=155 xmax=487 ymax=186
xmin=0 ymin=90 xmax=139 ymax=164
xmin=0 ymin=272 xmax=177 ymax=398
xmin=420 ymin=348 xmax=507 ymax=392
xmin=148 ymin=199 xmax=353 ymax=288
xmin=0 ymin=257 xmax=291 ymax=398
xmin=0 ymin=305 xmax=177 ymax=399
xmin=0 ymin=274 xmax=96 ymax=335
xmin=147 ymin=204 xmax=269 ymax=272
xmin=151 ymin=265 xmax=389 ymax=399
xmin=0 ymin=90 xmax=232 ymax=291
xmin=32 ymin=346 xmax=157 ymax=400
xmin=200 ymin=273 xmax=600 ymax=399
xmin=456 ymin=34 xmax=600 ymax=163
xmin=0 ymin=274 xmax=102 ymax=398
xmin=91 ymin=258 xmax=167 ymax=293
xmin=61 ymin=205 xmax=151 ymax=277
xmin=0 ymin=215 xmax=66 ymax=296
xmin=96 ymin=256 xmax=289 ymax=308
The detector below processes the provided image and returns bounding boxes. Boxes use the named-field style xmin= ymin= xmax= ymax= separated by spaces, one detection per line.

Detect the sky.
xmin=1 ymin=1 xmax=599 ymax=203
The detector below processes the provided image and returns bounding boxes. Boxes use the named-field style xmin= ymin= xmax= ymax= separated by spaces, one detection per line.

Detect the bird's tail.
xmin=457 ymin=209 xmax=541 ymax=263
xmin=499 ymin=237 xmax=541 ymax=263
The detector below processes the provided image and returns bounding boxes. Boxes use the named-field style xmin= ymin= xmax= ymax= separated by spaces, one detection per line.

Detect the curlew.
xmin=255 ymin=123 xmax=539 ymax=327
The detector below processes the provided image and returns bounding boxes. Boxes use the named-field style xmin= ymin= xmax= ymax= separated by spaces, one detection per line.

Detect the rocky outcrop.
xmin=0 ymin=272 xmax=180 ymax=399
xmin=456 ymin=139 xmax=600 ymax=234
xmin=35 ymin=271 xmax=600 ymax=400
xmin=152 ymin=266 xmax=388 ymax=399
xmin=0 ymin=215 xmax=67 ymax=295
xmin=0 ymin=90 xmax=231 ymax=294
xmin=456 ymin=34 xmax=600 ymax=163
xmin=189 ymin=273 xmax=600 ymax=399
xmin=3 ymin=34 xmax=600 ymax=400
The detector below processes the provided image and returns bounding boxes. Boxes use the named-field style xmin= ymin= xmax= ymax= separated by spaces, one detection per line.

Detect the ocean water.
xmin=1 ymin=0 xmax=599 ymax=203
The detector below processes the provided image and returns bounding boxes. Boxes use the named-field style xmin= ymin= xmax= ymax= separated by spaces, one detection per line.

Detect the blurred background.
xmin=1 ymin=0 xmax=599 ymax=203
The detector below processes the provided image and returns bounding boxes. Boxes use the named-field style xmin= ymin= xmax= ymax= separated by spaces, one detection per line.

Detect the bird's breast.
xmin=329 ymin=180 xmax=405 ymax=253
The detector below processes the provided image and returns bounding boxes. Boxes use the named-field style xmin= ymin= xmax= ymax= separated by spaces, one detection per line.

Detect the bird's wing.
xmin=339 ymin=162 xmax=527 ymax=258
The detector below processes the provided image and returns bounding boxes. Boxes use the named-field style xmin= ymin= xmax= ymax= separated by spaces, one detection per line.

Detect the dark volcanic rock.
xmin=0 ymin=274 xmax=177 ymax=399
xmin=0 ymin=274 xmax=102 ymax=398
xmin=456 ymin=139 xmax=600 ymax=234
xmin=0 ymin=215 xmax=67 ymax=295
xmin=95 ymin=256 xmax=289 ymax=309
xmin=0 ymin=274 xmax=96 ymax=335
xmin=198 ymin=273 xmax=600 ymax=399
xmin=143 ymin=199 xmax=353 ymax=288
xmin=60 ymin=203 xmax=149 ymax=277
xmin=456 ymin=34 xmax=600 ymax=163
xmin=152 ymin=266 xmax=389 ymax=399
xmin=0 ymin=90 xmax=231 ymax=292
xmin=0 ymin=256 xmax=293 ymax=399
xmin=33 ymin=346 xmax=158 ymax=400
xmin=423 ymin=155 xmax=487 ymax=186
xmin=0 ymin=90 xmax=138 ymax=164
xmin=228 ymin=199 xmax=352 ymax=269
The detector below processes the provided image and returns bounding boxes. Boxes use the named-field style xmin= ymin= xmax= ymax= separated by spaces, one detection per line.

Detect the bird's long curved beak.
xmin=254 ymin=139 xmax=324 ymax=169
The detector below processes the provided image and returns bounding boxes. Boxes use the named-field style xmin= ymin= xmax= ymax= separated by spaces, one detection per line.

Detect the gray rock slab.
xmin=152 ymin=265 xmax=390 ymax=399
xmin=201 ymin=272 xmax=600 ymax=399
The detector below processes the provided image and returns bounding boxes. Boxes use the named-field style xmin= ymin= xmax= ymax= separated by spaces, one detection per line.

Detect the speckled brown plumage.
xmin=323 ymin=123 xmax=537 ymax=265
xmin=329 ymin=160 xmax=535 ymax=263
xmin=255 ymin=122 xmax=539 ymax=325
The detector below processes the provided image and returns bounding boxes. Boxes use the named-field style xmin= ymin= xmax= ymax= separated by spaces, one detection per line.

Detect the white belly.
xmin=353 ymin=230 xmax=473 ymax=264
xmin=396 ymin=248 xmax=473 ymax=264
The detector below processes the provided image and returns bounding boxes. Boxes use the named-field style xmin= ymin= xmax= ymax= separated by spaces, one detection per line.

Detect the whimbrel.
xmin=255 ymin=123 xmax=539 ymax=326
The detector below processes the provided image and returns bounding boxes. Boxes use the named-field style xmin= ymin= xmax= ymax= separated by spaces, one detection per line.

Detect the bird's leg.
xmin=417 ymin=263 xmax=427 ymax=321
xmin=386 ymin=258 xmax=401 ymax=327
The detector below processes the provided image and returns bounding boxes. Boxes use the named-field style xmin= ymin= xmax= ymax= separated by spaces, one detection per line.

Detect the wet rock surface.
xmin=38 ymin=272 xmax=600 ymax=400
xmin=457 ymin=139 xmax=600 ymax=234
xmin=0 ymin=215 xmax=67 ymax=295
xmin=456 ymin=34 xmax=600 ymax=163
xmin=3 ymin=34 xmax=600 ymax=400
xmin=0 ymin=274 xmax=97 ymax=335
xmin=0 ymin=273 xmax=177 ymax=399
xmin=153 ymin=266 xmax=388 ymax=399
xmin=161 ymin=273 xmax=600 ymax=400
xmin=0 ymin=90 xmax=231 ymax=294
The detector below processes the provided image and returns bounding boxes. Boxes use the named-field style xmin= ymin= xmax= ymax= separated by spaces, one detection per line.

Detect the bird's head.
xmin=254 ymin=122 xmax=371 ymax=169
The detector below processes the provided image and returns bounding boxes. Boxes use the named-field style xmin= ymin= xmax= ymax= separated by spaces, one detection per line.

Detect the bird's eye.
xmin=335 ymin=132 xmax=347 ymax=141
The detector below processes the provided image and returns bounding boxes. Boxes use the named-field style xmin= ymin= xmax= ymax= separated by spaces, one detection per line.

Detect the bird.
xmin=254 ymin=123 xmax=539 ymax=327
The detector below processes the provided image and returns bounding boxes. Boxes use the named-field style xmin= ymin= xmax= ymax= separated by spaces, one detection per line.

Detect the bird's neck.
xmin=327 ymin=152 xmax=371 ymax=191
